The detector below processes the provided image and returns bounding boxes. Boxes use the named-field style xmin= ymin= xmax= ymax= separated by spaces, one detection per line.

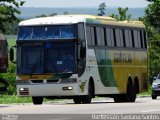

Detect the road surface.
xmin=0 ymin=97 xmax=160 ymax=120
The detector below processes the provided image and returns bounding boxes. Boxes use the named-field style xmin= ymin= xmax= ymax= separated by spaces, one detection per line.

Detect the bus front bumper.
xmin=17 ymin=83 xmax=81 ymax=97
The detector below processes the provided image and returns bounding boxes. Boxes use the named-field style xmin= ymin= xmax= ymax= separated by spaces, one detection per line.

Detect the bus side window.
xmin=136 ymin=30 xmax=141 ymax=48
xmin=101 ymin=28 xmax=105 ymax=46
xmin=125 ymin=30 xmax=130 ymax=48
xmin=110 ymin=28 xmax=115 ymax=47
xmin=91 ymin=27 xmax=95 ymax=46
xmin=106 ymin=28 xmax=112 ymax=47
xmin=133 ymin=30 xmax=138 ymax=48
xmin=86 ymin=26 xmax=92 ymax=46
xmin=96 ymin=27 xmax=102 ymax=46
xmin=115 ymin=28 xmax=121 ymax=47
xmin=78 ymin=23 xmax=85 ymax=41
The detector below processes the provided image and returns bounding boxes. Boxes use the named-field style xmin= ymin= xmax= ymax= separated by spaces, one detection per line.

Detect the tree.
xmin=0 ymin=0 xmax=25 ymax=33
xmin=110 ymin=7 xmax=131 ymax=21
xmin=48 ymin=13 xmax=58 ymax=16
xmin=36 ymin=14 xmax=47 ymax=18
xmin=144 ymin=0 xmax=160 ymax=78
xmin=64 ymin=11 xmax=69 ymax=15
xmin=97 ymin=2 xmax=106 ymax=16
xmin=145 ymin=0 xmax=160 ymax=31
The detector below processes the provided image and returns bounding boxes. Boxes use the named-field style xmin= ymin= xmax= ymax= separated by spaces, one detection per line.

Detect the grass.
xmin=0 ymin=95 xmax=32 ymax=104
xmin=0 ymin=95 xmax=68 ymax=104
xmin=7 ymin=39 xmax=16 ymax=48
xmin=138 ymin=86 xmax=152 ymax=96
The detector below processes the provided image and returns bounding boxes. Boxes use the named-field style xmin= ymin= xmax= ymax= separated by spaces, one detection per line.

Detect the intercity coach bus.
xmin=10 ymin=15 xmax=148 ymax=104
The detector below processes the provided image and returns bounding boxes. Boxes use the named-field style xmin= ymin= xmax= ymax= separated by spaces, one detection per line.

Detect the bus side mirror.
xmin=10 ymin=46 xmax=16 ymax=64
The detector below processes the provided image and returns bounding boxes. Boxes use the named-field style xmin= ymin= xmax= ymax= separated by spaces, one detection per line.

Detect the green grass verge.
xmin=138 ymin=86 xmax=152 ymax=96
xmin=0 ymin=95 xmax=53 ymax=104
xmin=0 ymin=95 xmax=32 ymax=104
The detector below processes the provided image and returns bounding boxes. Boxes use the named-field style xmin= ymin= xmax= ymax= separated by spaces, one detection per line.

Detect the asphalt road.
xmin=0 ymin=97 xmax=160 ymax=120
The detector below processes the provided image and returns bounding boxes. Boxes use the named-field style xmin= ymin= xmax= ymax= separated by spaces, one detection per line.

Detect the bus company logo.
xmin=1 ymin=114 xmax=18 ymax=120
xmin=80 ymin=82 xmax=86 ymax=92
xmin=114 ymin=53 xmax=132 ymax=63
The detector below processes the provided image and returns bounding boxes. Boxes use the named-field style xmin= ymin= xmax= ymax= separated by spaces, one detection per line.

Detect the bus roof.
xmin=19 ymin=15 xmax=145 ymax=29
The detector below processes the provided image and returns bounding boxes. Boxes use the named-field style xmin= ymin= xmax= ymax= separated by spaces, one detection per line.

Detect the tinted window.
xmin=86 ymin=26 xmax=92 ymax=46
xmin=112 ymin=28 xmax=117 ymax=47
xmin=106 ymin=28 xmax=112 ymax=47
xmin=96 ymin=27 xmax=102 ymax=46
xmin=18 ymin=25 xmax=77 ymax=40
xmin=78 ymin=23 xmax=85 ymax=41
xmin=115 ymin=29 xmax=121 ymax=47
xmin=125 ymin=30 xmax=130 ymax=47
xmin=133 ymin=30 xmax=139 ymax=48
xmin=101 ymin=28 xmax=105 ymax=46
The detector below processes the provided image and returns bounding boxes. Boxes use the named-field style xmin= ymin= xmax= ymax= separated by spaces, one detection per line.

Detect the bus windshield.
xmin=17 ymin=42 xmax=76 ymax=74
xmin=18 ymin=25 xmax=77 ymax=40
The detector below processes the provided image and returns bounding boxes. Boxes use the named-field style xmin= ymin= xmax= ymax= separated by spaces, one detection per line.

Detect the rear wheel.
xmin=152 ymin=95 xmax=157 ymax=99
xmin=125 ymin=80 xmax=136 ymax=102
xmin=114 ymin=80 xmax=136 ymax=103
xmin=32 ymin=96 xmax=43 ymax=105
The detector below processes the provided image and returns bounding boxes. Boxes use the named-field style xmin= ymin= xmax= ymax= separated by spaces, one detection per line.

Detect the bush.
xmin=0 ymin=63 xmax=16 ymax=95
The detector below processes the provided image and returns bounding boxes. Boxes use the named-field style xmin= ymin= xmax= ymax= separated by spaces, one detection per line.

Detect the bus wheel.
xmin=81 ymin=81 xmax=93 ymax=104
xmin=73 ymin=96 xmax=82 ymax=104
xmin=130 ymin=82 xmax=137 ymax=102
xmin=32 ymin=96 xmax=43 ymax=105
xmin=125 ymin=80 xmax=136 ymax=102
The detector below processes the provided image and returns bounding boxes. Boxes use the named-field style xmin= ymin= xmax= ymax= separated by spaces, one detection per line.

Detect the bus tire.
xmin=32 ymin=96 xmax=43 ymax=105
xmin=130 ymin=80 xmax=138 ymax=102
xmin=81 ymin=81 xmax=93 ymax=104
xmin=125 ymin=79 xmax=136 ymax=102
xmin=73 ymin=96 xmax=82 ymax=104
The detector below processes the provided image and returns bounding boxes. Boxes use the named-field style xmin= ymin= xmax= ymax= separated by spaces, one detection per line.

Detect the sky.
xmin=17 ymin=0 xmax=150 ymax=8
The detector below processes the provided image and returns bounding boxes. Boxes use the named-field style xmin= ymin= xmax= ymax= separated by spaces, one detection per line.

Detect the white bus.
xmin=10 ymin=15 xmax=148 ymax=104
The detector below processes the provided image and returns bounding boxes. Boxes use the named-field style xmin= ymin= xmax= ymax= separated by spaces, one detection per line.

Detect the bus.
xmin=0 ymin=33 xmax=8 ymax=92
xmin=10 ymin=15 xmax=148 ymax=104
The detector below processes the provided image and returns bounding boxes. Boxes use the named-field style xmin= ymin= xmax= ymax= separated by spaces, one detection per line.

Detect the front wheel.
xmin=73 ymin=96 xmax=82 ymax=104
xmin=32 ymin=96 xmax=43 ymax=105
xmin=81 ymin=81 xmax=93 ymax=104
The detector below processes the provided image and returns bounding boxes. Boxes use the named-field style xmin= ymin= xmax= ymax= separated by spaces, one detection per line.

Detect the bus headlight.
xmin=61 ymin=78 xmax=77 ymax=83
xmin=62 ymin=86 xmax=73 ymax=90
